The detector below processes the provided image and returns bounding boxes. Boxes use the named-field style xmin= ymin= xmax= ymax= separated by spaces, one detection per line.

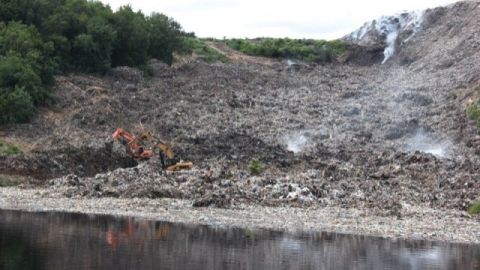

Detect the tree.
xmin=0 ymin=21 xmax=56 ymax=85
xmin=0 ymin=54 xmax=48 ymax=105
xmin=0 ymin=0 xmax=192 ymax=125
xmin=147 ymin=12 xmax=184 ymax=65
xmin=111 ymin=6 xmax=150 ymax=67
xmin=0 ymin=86 xmax=35 ymax=124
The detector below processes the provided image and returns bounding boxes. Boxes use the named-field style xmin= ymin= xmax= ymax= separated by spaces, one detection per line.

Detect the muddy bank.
xmin=0 ymin=187 xmax=479 ymax=244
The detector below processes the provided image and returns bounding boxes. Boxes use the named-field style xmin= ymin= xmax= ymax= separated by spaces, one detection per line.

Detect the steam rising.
xmin=381 ymin=24 xmax=399 ymax=64
xmin=349 ymin=10 xmax=425 ymax=64
xmin=405 ymin=132 xmax=452 ymax=158
xmin=285 ymin=133 xmax=308 ymax=153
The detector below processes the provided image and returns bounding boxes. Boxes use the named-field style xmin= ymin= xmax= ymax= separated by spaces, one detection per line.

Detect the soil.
xmin=1 ymin=1 xmax=480 ymax=230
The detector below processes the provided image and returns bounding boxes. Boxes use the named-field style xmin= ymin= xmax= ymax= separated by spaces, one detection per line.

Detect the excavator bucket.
xmin=166 ymin=162 xmax=193 ymax=172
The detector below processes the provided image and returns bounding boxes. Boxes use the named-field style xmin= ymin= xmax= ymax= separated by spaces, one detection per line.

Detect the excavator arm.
xmin=112 ymin=127 xmax=192 ymax=171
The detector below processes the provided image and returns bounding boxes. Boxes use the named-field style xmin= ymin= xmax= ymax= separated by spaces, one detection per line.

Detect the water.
xmin=0 ymin=210 xmax=479 ymax=270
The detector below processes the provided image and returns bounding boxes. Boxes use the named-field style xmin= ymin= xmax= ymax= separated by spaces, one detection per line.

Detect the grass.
xmin=0 ymin=140 xmax=21 ymax=155
xmin=0 ymin=174 xmax=27 ymax=187
xmin=466 ymin=102 xmax=480 ymax=130
xmin=224 ymin=38 xmax=348 ymax=63
xmin=248 ymin=158 xmax=264 ymax=175
xmin=465 ymin=85 xmax=480 ymax=129
xmin=468 ymin=201 xmax=480 ymax=215
xmin=466 ymin=103 xmax=480 ymax=119
xmin=183 ymin=37 xmax=229 ymax=64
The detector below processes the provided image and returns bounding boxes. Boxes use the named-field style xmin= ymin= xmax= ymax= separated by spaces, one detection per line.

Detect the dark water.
xmin=0 ymin=210 xmax=479 ymax=270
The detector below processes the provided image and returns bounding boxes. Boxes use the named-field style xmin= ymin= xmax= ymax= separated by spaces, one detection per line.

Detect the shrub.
xmin=0 ymin=139 xmax=21 ymax=155
xmin=0 ymin=21 xmax=56 ymax=85
xmin=0 ymin=22 xmax=54 ymax=124
xmin=466 ymin=102 xmax=480 ymax=129
xmin=183 ymin=38 xmax=228 ymax=63
xmin=0 ymin=54 xmax=50 ymax=104
xmin=248 ymin=159 xmax=265 ymax=175
xmin=147 ymin=13 xmax=187 ymax=65
xmin=468 ymin=201 xmax=480 ymax=215
xmin=225 ymin=38 xmax=347 ymax=63
xmin=467 ymin=103 xmax=480 ymax=119
xmin=0 ymin=86 xmax=36 ymax=124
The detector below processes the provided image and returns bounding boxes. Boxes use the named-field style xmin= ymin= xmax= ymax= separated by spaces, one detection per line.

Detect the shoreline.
xmin=0 ymin=187 xmax=479 ymax=244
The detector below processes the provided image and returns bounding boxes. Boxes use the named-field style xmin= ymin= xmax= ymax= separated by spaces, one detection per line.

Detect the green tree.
xmin=42 ymin=0 xmax=115 ymax=72
xmin=0 ymin=21 xmax=56 ymax=85
xmin=147 ymin=12 xmax=184 ymax=65
xmin=0 ymin=54 xmax=49 ymax=107
xmin=111 ymin=6 xmax=150 ymax=67
xmin=0 ymin=0 xmax=193 ymax=125
xmin=0 ymin=86 xmax=35 ymax=124
xmin=71 ymin=17 xmax=116 ymax=73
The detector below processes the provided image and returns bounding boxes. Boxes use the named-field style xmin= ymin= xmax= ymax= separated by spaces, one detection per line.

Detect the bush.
xmin=0 ymin=22 xmax=53 ymax=124
xmin=0 ymin=86 xmax=36 ymax=124
xmin=467 ymin=103 xmax=480 ymax=119
xmin=0 ymin=139 xmax=21 ymax=155
xmin=0 ymin=21 xmax=56 ymax=85
xmin=466 ymin=102 xmax=480 ymax=129
xmin=183 ymin=38 xmax=228 ymax=63
xmin=111 ymin=6 xmax=150 ymax=67
xmin=147 ymin=13 xmax=187 ymax=65
xmin=248 ymin=159 xmax=265 ymax=175
xmin=225 ymin=38 xmax=347 ymax=63
xmin=468 ymin=201 xmax=480 ymax=215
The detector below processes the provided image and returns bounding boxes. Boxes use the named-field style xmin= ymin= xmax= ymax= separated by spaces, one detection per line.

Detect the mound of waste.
xmin=51 ymin=147 xmax=480 ymax=215
xmin=3 ymin=1 xmax=480 ymax=217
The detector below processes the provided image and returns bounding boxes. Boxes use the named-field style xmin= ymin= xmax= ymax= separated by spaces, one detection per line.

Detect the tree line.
xmin=226 ymin=38 xmax=347 ymax=63
xmin=0 ymin=0 xmax=191 ymax=124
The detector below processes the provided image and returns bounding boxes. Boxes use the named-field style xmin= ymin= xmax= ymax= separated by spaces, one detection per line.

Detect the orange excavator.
xmin=112 ymin=128 xmax=192 ymax=171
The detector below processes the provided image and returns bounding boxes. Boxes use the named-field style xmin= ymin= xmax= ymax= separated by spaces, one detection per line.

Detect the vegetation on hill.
xmin=225 ymin=38 xmax=347 ymax=63
xmin=0 ymin=1 xmax=348 ymax=125
xmin=468 ymin=201 xmax=480 ymax=215
xmin=0 ymin=139 xmax=21 ymax=155
xmin=247 ymin=158 xmax=265 ymax=175
xmin=466 ymin=86 xmax=480 ymax=130
xmin=0 ymin=0 xmax=191 ymax=125
xmin=183 ymin=37 xmax=229 ymax=63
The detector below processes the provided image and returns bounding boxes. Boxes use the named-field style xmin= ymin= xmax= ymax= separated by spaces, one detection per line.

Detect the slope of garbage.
xmin=1 ymin=1 xmax=480 ymax=216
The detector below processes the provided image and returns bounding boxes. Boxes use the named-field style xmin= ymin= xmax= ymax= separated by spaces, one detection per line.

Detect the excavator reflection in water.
xmin=106 ymin=218 xmax=172 ymax=250
xmin=112 ymin=128 xmax=192 ymax=171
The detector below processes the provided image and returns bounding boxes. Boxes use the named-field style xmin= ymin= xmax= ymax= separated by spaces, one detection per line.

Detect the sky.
xmin=100 ymin=0 xmax=458 ymax=39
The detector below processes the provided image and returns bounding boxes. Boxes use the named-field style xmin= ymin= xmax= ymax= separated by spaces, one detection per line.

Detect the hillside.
xmin=1 ymin=1 xmax=480 ymax=222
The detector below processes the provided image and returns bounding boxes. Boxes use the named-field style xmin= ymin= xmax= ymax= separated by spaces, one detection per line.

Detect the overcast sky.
xmin=101 ymin=0 xmax=458 ymax=39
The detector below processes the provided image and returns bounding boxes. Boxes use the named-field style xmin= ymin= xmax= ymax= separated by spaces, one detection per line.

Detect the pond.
xmin=0 ymin=210 xmax=479 ymax=270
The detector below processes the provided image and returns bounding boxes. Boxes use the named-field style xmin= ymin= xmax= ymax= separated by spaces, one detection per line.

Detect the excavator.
xmin=112 ymin=128 xmax=192 ymax=171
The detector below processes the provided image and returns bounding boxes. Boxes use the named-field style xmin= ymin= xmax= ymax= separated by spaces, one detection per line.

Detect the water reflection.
xmin=0 ymin=210 xmax=478 ymax=270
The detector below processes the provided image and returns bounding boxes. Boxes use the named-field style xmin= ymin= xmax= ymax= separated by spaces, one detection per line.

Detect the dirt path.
xmin=206 ymin=41 xmax=276 ymax=66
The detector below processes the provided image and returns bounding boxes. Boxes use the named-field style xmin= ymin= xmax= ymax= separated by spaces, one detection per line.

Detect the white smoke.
xmin=405 ymin=132 xmax=452 ymax=158
xmin=285 ymin=133 xmax=308 ymax=153
xmin=349 ymin=10 xmax=425 ymax=64
xmin=380 ymin=22 xmax=399 ymax=64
